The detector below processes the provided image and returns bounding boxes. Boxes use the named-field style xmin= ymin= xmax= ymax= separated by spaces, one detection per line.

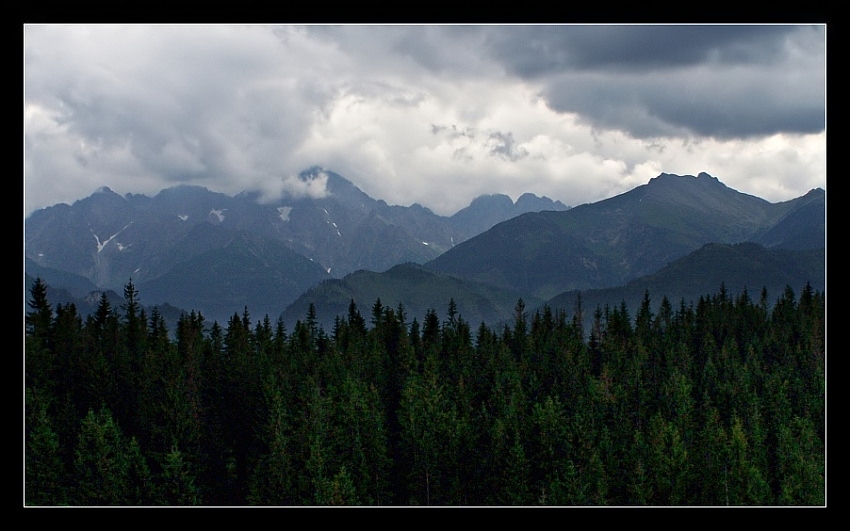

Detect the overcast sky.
xmin=24 ymin=24 xmax=826 ymax=218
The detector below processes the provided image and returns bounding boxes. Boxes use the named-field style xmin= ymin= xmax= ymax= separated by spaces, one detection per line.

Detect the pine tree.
xmin=511 ymin=298 xmax=528 ymax=362
xmin=625 ymin=431 xmax=653 ymax=505
xmin=399 ymin=352 xmax=464 ymax=505
xmin=776 ymin=415 xmax=825 ymax=505
xmin=304 ymin=379 xmax=335 ymax=505
xmin=726 ymin=415 xmax=771 ymax=505
xmin=693 ymin=397 xmax=728 ymax=505
xmin=646 ymin=412 xmax=690 ymax=505
xmin=247 ymin=373 xmax=296 ymax=505
xmin=26 ymin=277 xmax=54 ymax=391
xmin=332 ymin=376 xmax=392 ymax=505
xmin=26 ymin=277 xmax=52 ymax=333
xmin=114 ymin=280 xmax=145 ymax=438
xmin=72 ymin=406 xmax=152 ymax=505
xmin=25 ymin=387 xmax=67 ymax=505
xmin=529 ymin=395 xmax=572 ymax=504
xmin=156 ymin=445 xmax=202 ymax=505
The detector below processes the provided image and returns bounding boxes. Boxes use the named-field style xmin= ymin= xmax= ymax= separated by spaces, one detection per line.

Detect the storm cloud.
xmin=24 ymin=24 xmax=826 ymax=218
xmin=477 ymin=24 xmax=825 ymax=138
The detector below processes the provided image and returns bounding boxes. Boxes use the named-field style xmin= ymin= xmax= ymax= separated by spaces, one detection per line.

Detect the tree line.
xmin=25 ymin=278 xmax=825 ymax=505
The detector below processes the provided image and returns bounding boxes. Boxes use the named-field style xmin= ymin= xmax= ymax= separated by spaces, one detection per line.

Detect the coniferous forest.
xmin=24 ymin=278 xmax=825 ymax=506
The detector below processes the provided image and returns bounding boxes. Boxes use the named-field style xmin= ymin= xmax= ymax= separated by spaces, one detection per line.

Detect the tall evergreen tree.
xmin=72 ymin=406 xmax=152 ymax=505
xmin=25 ymin=387 xmax=67 ymax=505
xmin=26 ymin=277 xmax=54 ymax=391
xmin=155 ymin=444 xmax=202 ymax=505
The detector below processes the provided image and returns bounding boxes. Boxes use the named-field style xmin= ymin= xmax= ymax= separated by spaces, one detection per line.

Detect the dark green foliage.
xmin=26 ymin=278 xmax=53 ymax=392
xmin=156 ymin=445 xmax=202 ymax=505
xmin=71 ymin=406 xmax=153 ymax=505
xmin=25 ymin=278 xmax=824 ymax=506
xmin=282 ymin=262 xmax=542 ymax=332
xmin=25 ymin=387 xmax=67 ymax=505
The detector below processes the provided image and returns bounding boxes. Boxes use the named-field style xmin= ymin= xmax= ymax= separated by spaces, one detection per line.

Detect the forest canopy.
xmin=24 ymin=278 xmax=825 ymax=506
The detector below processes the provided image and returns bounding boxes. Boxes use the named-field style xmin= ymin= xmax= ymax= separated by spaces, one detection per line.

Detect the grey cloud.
xmin=26 ymin=25 xmax=324 ymax=191
xmin=481 ymin=25 xmax=806 ymax=76
xmin=472 ymin=24 xmax=825 ymax=139
xmin=431 ymin=123 xmax=476 ymax=140
xmin=304 ymin=25 xmax=494 ymax=77
xmin=431 ymin=124 xmax=528 ymax=161
xmin=542 ymin=57 xmax=825 ymax=139
xmin=343 ymin=24 xmax=826 ymax=140
xmin=488 ymin=131 xmax=528 ymax=161
xmin=452 ymin=147 xmax=472 ymax=162
xmin=24 ymin=25 xmax=826 ymax=218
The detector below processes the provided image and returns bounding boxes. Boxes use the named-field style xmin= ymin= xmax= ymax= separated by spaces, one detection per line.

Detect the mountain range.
xmin=545 ymin=242 xmax=825 ymax=327
xmin=25 ymin=169 xmax=824 ymax=329
xmin=427 ymin=172 xmax=824 ymax=301
xmin=283 ymin=172 xmax=825 ymax=330
xmin=25 ymin=168 xmax=569 ymax=324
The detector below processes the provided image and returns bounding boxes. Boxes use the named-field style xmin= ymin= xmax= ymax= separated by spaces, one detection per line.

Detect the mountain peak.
xmin=470 ymin=193 xmax=514 ymax=208
xmin=298 ymin=166 xmax=326 ymax=181
xmin=87 ymin=186 xmax=129 ymax=201
xmin=156 ymin=184 xmax=213 ymax=196
xmin=515 ymin=192 xmax=569 ymax=211
xmin=645 ymin=172 xmax=732 ymax=195
xmin=651 ymin=171 xmax=714 ymax=179
xmin=75 ymin=186 xmax=127 ymax=207
xmin=651 ymin=171 xmax=714 ymax=183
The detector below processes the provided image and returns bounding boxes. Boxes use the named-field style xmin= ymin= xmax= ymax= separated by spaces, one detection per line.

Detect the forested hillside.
xmin=25 ymin=278 xmax=825 ymax=506
xmin=426 ymin=174 xmax=824 ymax=300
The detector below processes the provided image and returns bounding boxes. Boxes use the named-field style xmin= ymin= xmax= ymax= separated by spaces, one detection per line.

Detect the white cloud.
xmin=24 ymin=25 xmax=826 ymax=219
xmin=280 ymin=171 xmax=330 ymax=201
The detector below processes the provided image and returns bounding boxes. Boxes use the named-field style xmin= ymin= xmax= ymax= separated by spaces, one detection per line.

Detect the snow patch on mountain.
xmin=91 ymin=223 xmax=132 ymax=253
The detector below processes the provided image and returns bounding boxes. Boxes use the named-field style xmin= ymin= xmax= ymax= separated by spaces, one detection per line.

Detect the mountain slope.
xmin=449 ymin=192 xmax=569 ymax=238
xmin=24 ymin=273 xmax=187 ymax=335
xmin=427 ymin=172 xmax=825 ymax=300
xmin=24 ymin=258 xmax=100 ymax=298
xmin=748 ymin=188 xmax=826 ymax=250
xmin=138 ymin=228 xmax=331 ymax=324
xmin=281 ymin=262 xmax=541 ymax=331
xmin=25 ymin=168 xmax=570 ymax=292
xmin=544 ymin=242 xmax=825 ymax=323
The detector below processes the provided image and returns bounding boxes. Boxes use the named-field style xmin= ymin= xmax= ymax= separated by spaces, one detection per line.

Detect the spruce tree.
xmin=72 ymin=406 xmax=152 ymax=505
xmin=25 ymin=387 xmax=67 ymax=505
xmin=26 ymin=277 xmax=54 ymax=392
